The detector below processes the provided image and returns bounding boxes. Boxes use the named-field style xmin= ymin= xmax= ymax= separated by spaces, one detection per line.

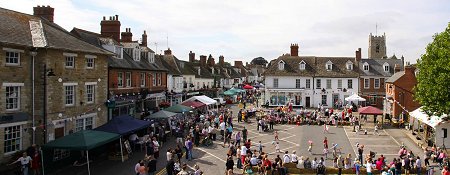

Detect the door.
xmin=54 ymin=127 xmax=65 ymax=139
xmin=332 ymin=94 xmax=339 ymax=108
xmin=305 ymin=97 xmax=311 ymax=108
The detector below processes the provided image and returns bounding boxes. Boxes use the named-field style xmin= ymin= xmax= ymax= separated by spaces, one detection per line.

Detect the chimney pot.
xmin=33 ymin=5 xmax=55 ymax=22
xmin=189 ymin=51 xmax=195 ymax=62
xmin=290 ymin=43 xmax=299 ymax=56
xmin=110 ymin=16 xmax=112 ymax=20
xmin=115 ymin=15 xmax=118 ymax=20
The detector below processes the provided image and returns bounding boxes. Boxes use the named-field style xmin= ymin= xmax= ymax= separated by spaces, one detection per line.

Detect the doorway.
xmin=305 ymin=96 xmax=311 ymax=108
xmin=54 ymin=127 xmax=65 ymax=139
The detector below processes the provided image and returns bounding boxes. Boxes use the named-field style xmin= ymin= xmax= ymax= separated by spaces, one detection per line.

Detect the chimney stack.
xmin=394 ymin=64 xmax=401 ymax=73
xmin=33 ymin=5 xmax=54 ymax=22
xmin=100 ymin=15 xmax=121 ymax=42
xmin=164 ymin=48 xmax=172 ymax=55
xmin=234 ymin=61 xmax=243 ymax=67
xmin=355 ymin=48 xmax=362 ymax=63
xmin=189 ymin=51 xmax=195 ymax=62
xmin=121 ymin=28 xmax=133 ymax=42
xmin=141 ymin=30 xmax=147 ymax=47
xmin=404 ymin=64 xmax=415 ymax=75
xmin=219 ymin=55 xmax=225 ymax=66
xmin=207 ymin=55 xmax=215 ymax=67
xmin=290 ymin=43 xmax=299 ymax=56
xmin=199 ymin=55 xmax=207 ymax=66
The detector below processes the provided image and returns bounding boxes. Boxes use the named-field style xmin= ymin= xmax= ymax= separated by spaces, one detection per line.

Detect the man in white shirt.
xmin=291 ymin=150 xmax=299 ymax=164
xmin=366 ymin=160 xmax=374 ymax=175
xmin=10 ymin=152 xmax=33 ymax=175
xmin=219 ymin=121 xmax=226 ymax=138
xmin=134 ymin=160 xmax=142 ymax=175
xmin=250 ymin=155 xmax=258 ymax=166
xmin=283 ymin=151 xmax=291 ymax=163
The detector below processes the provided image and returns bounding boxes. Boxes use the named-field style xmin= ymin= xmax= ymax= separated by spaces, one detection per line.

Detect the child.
xmin=323 ymin=148 xmax=329 ymax=159
xmin=258 ymin=141 xmax=263 ymax=153
xmin=275 ymin=142 xmax=280 ymax=153
xmin=323 ymin=124 xmax=329 ymax=133
xmin=274 ymin=131 xmax=279 ymax=141
xmin=308 ymin=141 xmax=313 ymax=155
xmin=174 ymin=160 xmax=181 ymax=174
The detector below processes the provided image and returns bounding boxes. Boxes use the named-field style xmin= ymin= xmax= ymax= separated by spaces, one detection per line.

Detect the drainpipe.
xmin=30 ymin=50 xmax=37 ymax=144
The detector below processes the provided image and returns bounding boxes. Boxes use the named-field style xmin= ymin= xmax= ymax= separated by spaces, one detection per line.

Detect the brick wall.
xmin=359 ymin=77 xmax=387 ymax=108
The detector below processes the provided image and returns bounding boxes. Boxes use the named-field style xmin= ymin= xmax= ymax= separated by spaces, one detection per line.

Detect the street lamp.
xmin=43 ymin=64 xmax=55 ymax=144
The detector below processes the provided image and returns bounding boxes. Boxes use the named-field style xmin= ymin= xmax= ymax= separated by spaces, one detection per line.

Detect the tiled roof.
xmin=386 ymin=71 xmax=405 ymax=83
xmin=359 ymin=58 xmax=403 ymax=77
xmin=179 ymin=61 xmax=196 ymax=75
xmin=314 ymin=57 xmax=359 ymax=78
xmin=264 ymin=55 xmax=316 ymax=76
xmin=0 ymin=8 xmax=111 ymax=55
xmin=157 ymin=55 xmax=182 ymax=75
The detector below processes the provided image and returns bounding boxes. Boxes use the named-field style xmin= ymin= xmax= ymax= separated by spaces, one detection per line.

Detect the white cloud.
xmin=2 ymin=0 xmax=449 ymax=64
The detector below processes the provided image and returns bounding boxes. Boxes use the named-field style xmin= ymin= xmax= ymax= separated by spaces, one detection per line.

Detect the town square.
xmin=0 ymin=1 xmax=450 ymax=175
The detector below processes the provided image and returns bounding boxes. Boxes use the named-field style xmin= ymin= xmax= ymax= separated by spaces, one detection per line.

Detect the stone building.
xmin=0 ymin=6 xmax=111 ymax=163
xmin=368 ymin=33 xmax=387 ymax=59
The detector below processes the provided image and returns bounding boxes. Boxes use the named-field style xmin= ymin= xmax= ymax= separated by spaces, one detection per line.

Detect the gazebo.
xmin=358 ymin=106 xmax=383 ymax=124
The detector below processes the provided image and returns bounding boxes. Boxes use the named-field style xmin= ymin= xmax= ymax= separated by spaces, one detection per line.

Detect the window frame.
xmin=5 ymin=51 xmax=20 ymax=66
xmin=337 ymin=79 xmax=342 ymax=89
xmin=4 ymin=125 xmax=22 ymax=154
xmin=364 ymin=78 xmax=370 ymax=89
xmin=65 ymin=56 xmax=75 ymax=68
xmin=374 ymin=78 xmax=380 ymax=89
xmin=126 ymin=72 xmax=132 ymax=87
xmin=158 ymin=73 xmax=162 ymax=86
xmin=306 ymin=79 xmax=311 ymax=89
xmin=65 ymin=85 xmax=75 ymax=106
xmin=273 ymin=78 xmax=279 ymax=88
xmin=153 ymin=73 xmax=157 ymax=86
xmin=347 ymin=79 xmax=353 ymax=89
xmin=326 ymin=79 xmax=332 ymax=89
xmin=295 ymin=79 xmax=301 ymax=89
xmin=316 ymin=79 xmax=321 ymax=89
xmin=5 ymin=86 xmax=20 ymax=111
xmin=117 ymin=72 xmax=123 ymax=87
xmin=321 ymin=95 xmax=327 ymax=105
xmin=299 ymin=63 xmax=306 ymax=70
xmin=86 ymin=85 xmax=95 ymax=104
xmin=140 ymin=72 xmax=146 ymax=87
xmin=86 ymin=57 xmax=94 ymax=69
xmin=75 ymin=116 xmax=94 ymax=132
xmin=363 ymin=63 xmax=369 ymax=72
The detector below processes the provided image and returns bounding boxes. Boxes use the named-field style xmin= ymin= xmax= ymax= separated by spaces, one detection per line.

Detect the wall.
xmin=311 ymin=77 xmax=359 ymax=108
xmin=194 ymin=78 xmax=214 ymax=90
xmin=359 ymin=76 xmax=387 ymax=108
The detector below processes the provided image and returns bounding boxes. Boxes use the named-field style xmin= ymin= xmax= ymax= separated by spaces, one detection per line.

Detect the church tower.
xmin=368 ymin=33 xmax=387 ymax=59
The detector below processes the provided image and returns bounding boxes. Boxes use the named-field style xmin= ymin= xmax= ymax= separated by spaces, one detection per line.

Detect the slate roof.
xmin=179 ymin=61 xmax=196 ymax=75
xmin=156 ymin=55 xmax=181 ymax=75
xmin=264 ymin=55 xmax=316 ymax=77
xmin=315 ymin=57 xmax=359 ymax=78
xmin=386 ymin=71 xmax=405 ymax=83
xmin=359 ymin=58 xmax=403 ymax=77
xmin=0 ymin=8 xmax=110 ymax=55
xmin=71 ymin=27 xmax=166 ymax=71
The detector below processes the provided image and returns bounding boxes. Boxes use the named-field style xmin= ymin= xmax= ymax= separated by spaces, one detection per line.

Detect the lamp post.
xmin=43 ymin=64 xmax=55 ymax=144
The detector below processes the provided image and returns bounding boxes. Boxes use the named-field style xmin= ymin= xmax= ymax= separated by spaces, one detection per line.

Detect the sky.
xmin=2 ymin=0 xmax=449 ymax=64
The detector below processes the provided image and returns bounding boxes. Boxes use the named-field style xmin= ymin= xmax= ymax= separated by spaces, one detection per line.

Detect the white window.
xmin=5 ymin=51 xmax=20 ymax=65
xmin=65 ymin=86 xmax=75 ymax=106
xmin=316 ymin=79 xmax=321 ymax=89
xmin=86 ymin=85 xmax=94 ymax=103
xmin=346 ymin=63 xmax=353 ymax=70
xmin=347 ymin=79 xmax=353 ymax=89
xmin=383 ymin=63 xmax=390 ymax=72
xmin=4 ymin=125 xmax=21 ymax=153
xmin=326 ymin=64 xmax=332 ymax=70
xmin=273 ymin=78 xmax=279 ymax=88
xmin=86 ymin=58 xmax=94 ymax=69
xmin=75 ymin=117 xmax=93 ymax=132
xmin=65 ymin=56 xmax=75 ymax=68
xmin=117 ymin=72 xmax=123 ymax=87
xmin=326 ymin=61 xmax=333 ymax=71
xmin=299 ymin=62 xmax=306 ymax=70
xmin=321 ymin=95 xmax=327 ymax=105
xmin=306 ymin=79 xmax=311 ymax=89
xmin=140 ymin=72 xmax=146 ymax=87
xmin=126 ymin=72 xmax=131 ymax=87
xmin=153 ymin=73 xmax=157 ymax=86
xmin=295 ymin=79 xmax=301 ymax=89
xmin=278 ymin=61 xmax=284 ymax=70
xmin=374 ymin=78 xmax=380 ymax=89
xmin=6 ymin=86 xmax=20 ymax=110
xmin=158 ymin=73 xmax=162 ymax=86
xmin=363 ymin=63 xmax=369 ymax=72
xmin=338 ymin=79 xmax=342 ymax=89
xmin=364 ymin=78 xmax=370 ymax=89
xmin=326 ymin=79 xmax=332 ymax=89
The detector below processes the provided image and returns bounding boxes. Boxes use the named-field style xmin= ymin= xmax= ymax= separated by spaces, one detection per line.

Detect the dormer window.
xmin=346 ymin=60 xmax=353 ymax=70
xmin=325 ymin=60 xmax=333 ymax=71
xmin=383 ymin=62 xmax=390 ymax=72
xmin=299 ymin=60 xmax=306 ymax=70
xmin=363 ymin=62 xmax=369 ymax=72
xmin=278 ymin=60 xmax=285 ymax=70
xmin=115 ymin=46 xmax=123 ymax=59
xmin=197 ymin=68 xmax=201 ymax=75
xmin=148 ymin=52 xmax=155 ymax=63
xmin=211 ymin=67 xmax=215 ymax=74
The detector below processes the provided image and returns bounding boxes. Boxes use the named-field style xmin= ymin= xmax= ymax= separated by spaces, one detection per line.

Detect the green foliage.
xmin=415 ymin=23 xmax=450 ymax=116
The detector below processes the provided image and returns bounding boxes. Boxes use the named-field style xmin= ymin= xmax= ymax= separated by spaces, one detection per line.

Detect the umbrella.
xmin=243 ymin=84 xmax=254 ymax=89
xmin=148 ymin=110 xmax=178 ymax=119
xmin=164 ymin=104 xmax=193 ymax=113
xmin=224 ymin=90 xmax=236 ymax=96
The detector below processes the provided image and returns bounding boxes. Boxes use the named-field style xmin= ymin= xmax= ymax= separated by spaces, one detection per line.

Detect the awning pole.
xmin=40 ymin=149 xmax=45 ymax=175
xmin=120 ymin=137 xmax=124 ymax=162
xmin=87 ymin=150 xmax=91 ymax=175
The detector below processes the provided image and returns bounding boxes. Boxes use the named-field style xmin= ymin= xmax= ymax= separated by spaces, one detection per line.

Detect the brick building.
xmin=385 ymin=65 xmax=420 ymax=120
xmin=71 ymin=17 xmax=168 ymax=118
xmin=0 ymin=6 xmax=111 ymax=163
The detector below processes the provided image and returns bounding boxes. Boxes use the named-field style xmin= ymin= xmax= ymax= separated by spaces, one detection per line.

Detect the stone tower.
xmin=368 ymin=33 xmax=387 ymax=59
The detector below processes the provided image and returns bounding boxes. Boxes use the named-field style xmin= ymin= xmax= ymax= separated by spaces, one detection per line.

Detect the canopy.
xmin=410 ymin=107 xmax=446 ymax=128
xmin=243 ymin=84 xmax=254 ymax=89
xmin=230 ymin=88 xmax=245 ymax=93
xmin=358 ymin=106 xmax=383 ymax=115
xmin=185 ymin=95 xmax=217 ymax=105
xmin=148 ymin=110 xmax=178 ymax=119
xmin=182 ymin=101 xmax=206 ymax=109
xmin=345 ymin=94 xmax=366 ymax=101
xmin=224 ymin=89 xmax=237 ymax=96
xmin=164 ymin=104 xmax=193 ymax=113
xmin=43 ymin=130 xmax=119 ymax=150
xmin=95 ymin=115 xmax=150 ymax=135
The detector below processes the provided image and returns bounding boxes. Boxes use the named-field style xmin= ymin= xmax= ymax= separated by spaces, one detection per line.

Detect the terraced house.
xmin=0 ymin=6 xmax=111 ymax=163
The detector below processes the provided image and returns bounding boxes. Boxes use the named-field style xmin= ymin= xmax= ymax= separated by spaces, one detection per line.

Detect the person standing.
xmin=323 ymin=137 xmax=328 ymax=149
xmin=147 ymin=156 xmax=157 ymax=175
xmin=416 ymin=156 xmax=422 ymax=175
xmin=242 ymin=127 xmax=248 ymax=142
xmin=152 ymin=137 xmax=160 ymax=159
xmin=226 ymin=155 xmax=234 ymax=173
xmin=235 ymin=131 xmax=241 ymax=147
xmin=166 ymin=159 xmax=175 ymax=175
xmin=31 ymin=149 xmax=41 ymax=175
xmin=9 ymin=152 xmax=32 ymax=175
xmin=366 ymin=160 xmax=374 ymax=175
xmin=358 ymin=145 xmax=364 ymax=164
xmin=185 ymin=138 xmax=193 ymax=161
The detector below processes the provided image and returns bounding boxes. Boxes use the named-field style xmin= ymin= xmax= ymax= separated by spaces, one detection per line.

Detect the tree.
xmin=415 ymin=23 xmax=450 ymax=116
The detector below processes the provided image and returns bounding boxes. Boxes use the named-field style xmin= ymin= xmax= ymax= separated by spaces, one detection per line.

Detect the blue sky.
xmin=2 ymin=0 xmax=449 ymax=64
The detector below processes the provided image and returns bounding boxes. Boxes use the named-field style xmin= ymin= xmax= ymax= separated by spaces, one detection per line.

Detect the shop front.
xmin=145 ymin=92 xmax=167 ymax=112
xmin=410 ymin=107 xmax=448 ymax=147
xmin=168 ymin=93 xmax=183 ymax=106
xmin=266 ymin=89 xmax=307 ymax=107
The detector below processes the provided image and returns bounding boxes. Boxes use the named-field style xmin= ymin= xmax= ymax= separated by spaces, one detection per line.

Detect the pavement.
xmin=43 ymin=104 xmax=428 ymax=175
